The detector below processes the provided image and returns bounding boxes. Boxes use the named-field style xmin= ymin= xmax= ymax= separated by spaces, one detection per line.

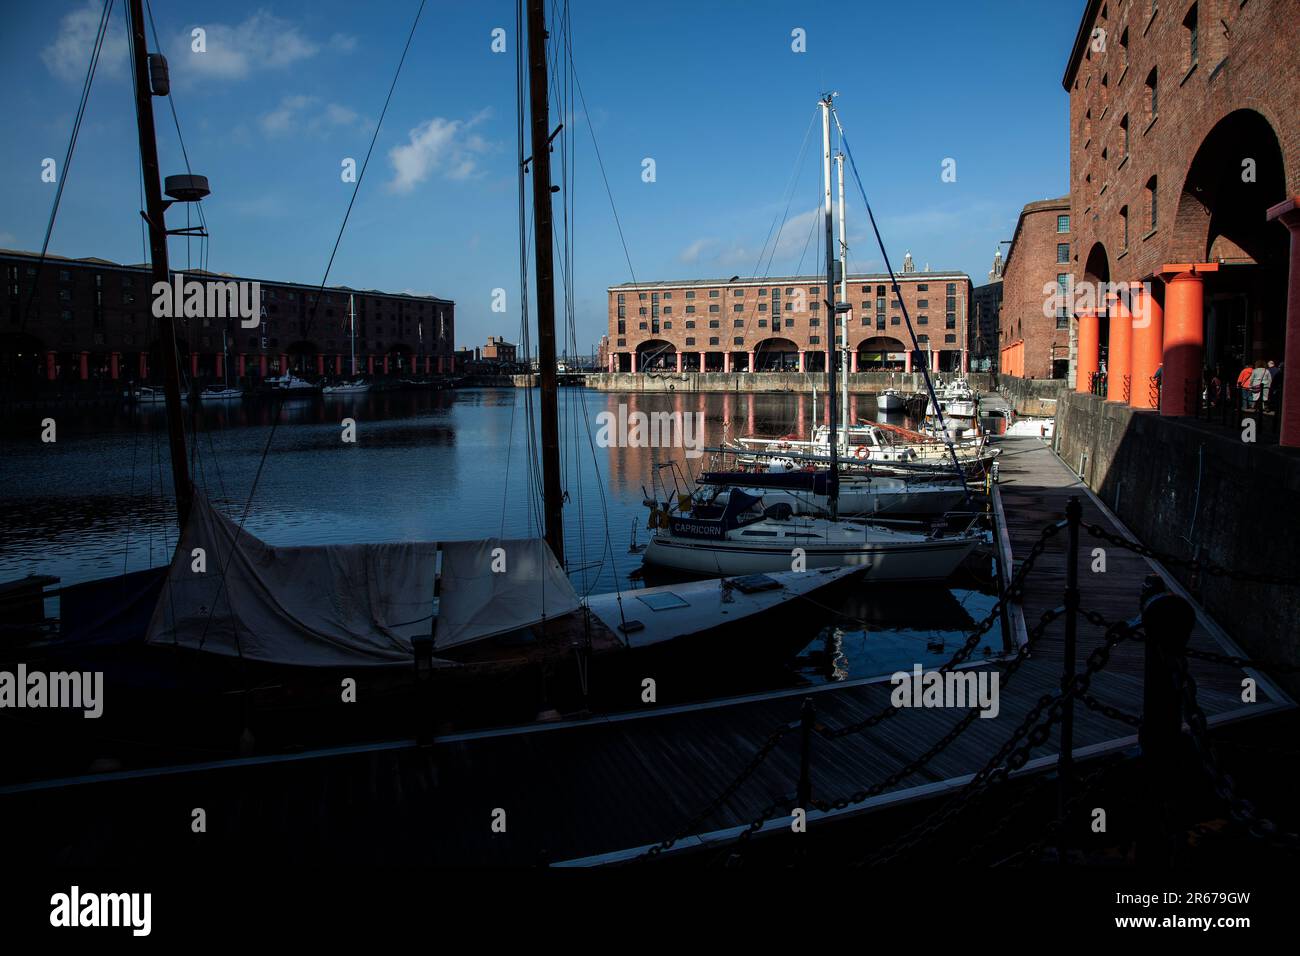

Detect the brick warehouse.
xmin=0 ymin=249 xmax=455 ymax=391
xmin=1000 ymin=197 xmax=1074 ymax=379
xmin=606 ymin=271 xmax=973 ymax=375
xmin=1063 ymin=0 xmax=1300 ymax=443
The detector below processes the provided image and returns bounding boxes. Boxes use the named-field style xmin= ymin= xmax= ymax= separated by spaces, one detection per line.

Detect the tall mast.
xmin=836 ymin=149 xmax=849 ymax=455
xmin=349 ymin=293 xmax=356 ymax=376
xmin=127 ymin=0 xmax=191 ymax=529
xmin=527 ymin=0 xmax=564 ymax=565
xmin=820 ymin=93 xmax=839 ymax=518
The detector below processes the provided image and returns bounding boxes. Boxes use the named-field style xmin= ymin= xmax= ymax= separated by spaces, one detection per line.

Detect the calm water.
xmin=0 ymin=388 xmax=1003 ymax=683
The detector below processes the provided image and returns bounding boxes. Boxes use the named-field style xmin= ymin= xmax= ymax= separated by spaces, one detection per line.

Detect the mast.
xmin=836 ymin=149 xmax=849 ymax=455
xmin=127 ymin=0 xmax=191 ymax=529
xmin=526 ymin=0 xmax=564 ymax=565
xmin=820 ymin=93 xmax=839 ymax=519
xmin=349 ymin=293 xmax=356 ymax=376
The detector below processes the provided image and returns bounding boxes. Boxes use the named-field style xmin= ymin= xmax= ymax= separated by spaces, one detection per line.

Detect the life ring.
xmin=854 ymin=445 xmax=869 ymax=460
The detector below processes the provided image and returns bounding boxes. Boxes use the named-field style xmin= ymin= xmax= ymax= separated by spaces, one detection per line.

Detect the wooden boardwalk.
xmin=3 ymin=437 xmax=1290 ymax=865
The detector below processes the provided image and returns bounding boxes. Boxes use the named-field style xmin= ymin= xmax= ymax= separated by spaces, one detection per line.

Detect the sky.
xmin=0 ymin=0 xmax=1084 ymax=354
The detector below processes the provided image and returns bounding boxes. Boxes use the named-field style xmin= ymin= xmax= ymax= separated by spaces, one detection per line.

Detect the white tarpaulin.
xmin=434 ymin=538 xmax=580 ymax=650
xmin=146 ymin=493 xmax=437 ymax=666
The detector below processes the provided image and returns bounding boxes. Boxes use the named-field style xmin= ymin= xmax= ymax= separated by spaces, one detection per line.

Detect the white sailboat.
xmin=199 ymin=329 xmax=244 ymax=400
xmin=642 ymin=95 xmax=983 ymax=581
xmin=323 ymin=294 xmax=371 ymax=394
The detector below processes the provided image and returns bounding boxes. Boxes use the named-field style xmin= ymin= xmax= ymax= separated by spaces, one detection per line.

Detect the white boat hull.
xmin=876 ymin=391 xmax=905 ymax=411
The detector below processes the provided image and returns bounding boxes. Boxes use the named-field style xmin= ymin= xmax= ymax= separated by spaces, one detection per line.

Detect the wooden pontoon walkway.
xmin=3 ymin=438 xmax=1290 ymax=866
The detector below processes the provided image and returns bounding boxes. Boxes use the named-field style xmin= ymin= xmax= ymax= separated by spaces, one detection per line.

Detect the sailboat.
xmin=199 ymin=329 xmax=245 ymax=400
xmin=1 ymin=0 xmax=870 ymax=760
xmin=322 ymin=294 xmax=370 ymax=394
xmin=642 ymin=95 xmax=983 ymax=581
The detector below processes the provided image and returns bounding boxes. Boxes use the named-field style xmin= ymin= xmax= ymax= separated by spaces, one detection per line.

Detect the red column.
xmin=1159 ymin=263 xmax=1218 ymax=417
xmin=1075 ymin=309 xmax=1100 ymax=393
xmin=748 ymin=350 xmax=756 ymax=373
xmin=630 ymin=351 xmax=638 ymax=373
xmin=335 ymin=354 xmax=342 ymax=375
xmin=237 ymin=353 xmax=246 ymax=379
xmin=676 ymin=352 xmax=683 ymax=373
xmin=190 ymin=352 xmax=198 ymax=379
xmin=46 ymin=351 xmax=57 ymax=381
xmin=383 ymin=353 xmax=390 ymax=375
xmin=1106 ymin=289 xmax=1133 ymax=403
xmin=316 ymin=354 xmax=325 ymax=376
xmin=1266 ymin=198 xmax=1300 ymax=447
xmin=259 ymin=354 xmax=268 ymax=378
xmin=214 ymin=352 xmax=224 ymax=380
xmin=904 ymin=350 xmax=912 ymax=373
xmin=109 ymin=352 xmax=120 ymax=380
xmin=425 ymin=355 xmax=431 ymax=374
xmin=798 ymin=350 xmax=806 ymax=372
xmin=930 ymin=350 xmax=939 ymax=373
xmin=851 ymin=350 xmax=859 ymax=373
xmin=79 ymin=351 xmax=89 ymax=381
xmin=280 ymin=353 xmax=289 ymax=373
xmin=961 ymin=350 xmax=970 ymax=374
xmin=139 ymin=352 xmax=148 ymax=380
xmin=1129 ymin=283 xmax=1163 ymax=409
xmin=723 ymin=352 xmax=732 ymax=373
xmin=367 ymin=355 xmax=375 ymax=375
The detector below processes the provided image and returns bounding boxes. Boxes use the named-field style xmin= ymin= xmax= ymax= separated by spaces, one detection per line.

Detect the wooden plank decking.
xmin=3 ymin=437 xmax=1289 ymax=866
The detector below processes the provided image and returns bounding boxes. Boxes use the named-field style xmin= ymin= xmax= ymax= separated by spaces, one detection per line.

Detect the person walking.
xmin=1249 ymin=362 xmax=1269 ymax=412
xmin=1237 ymin=363 xmax=1256 ymax=411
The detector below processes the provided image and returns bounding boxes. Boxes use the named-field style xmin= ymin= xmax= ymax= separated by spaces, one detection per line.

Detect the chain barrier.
xmin=1181 ymin=645 xmax=1300 ymax=675
xmin=1174 ymin=654 xmax=1300 ymax=852
xmin=1085 ymin=522 xmax=1300 ymax=588
xmin=855 ymin=615 xmax=1140 ymax=866
xmin=1006 ymin=754 xmax=1129 ymax=865
xmin=631 ymin=724 xmax=791 ymax=861
xmin=1079 ymin=692 xmax=1141 ymax=728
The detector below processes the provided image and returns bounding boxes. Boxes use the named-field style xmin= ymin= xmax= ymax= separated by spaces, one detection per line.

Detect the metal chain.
xmin=632 ymin=725 xmax=791 ymax=861
xmin=1182 ymin=645 xmax=1300 ymax=675
xmin=1174 ymin=655 xmax=1300 ymax=852
xmin=1084 ymin=522 xmax=1300 ymax=588
xmin=1079 ymin=692 xmax=1141 ymax=727
xmin=857 ymin=617 xmax=1140 ymax=865
xmin=1005 ymin=754 xmax=1129 ymax=865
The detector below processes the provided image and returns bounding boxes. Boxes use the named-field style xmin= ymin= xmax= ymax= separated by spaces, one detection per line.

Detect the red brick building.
xmin=0 ymin=248 xmax=455 ymax=389
xmin=1064 ymin=0 xmax=1300 ymax=442
xmin=480 ymin=335 xmax=517 ymax=365
xmin=607 ymin=271 xmax=973 ymax=375
xmin=999 ymin=197 xmax=1074 ymax=379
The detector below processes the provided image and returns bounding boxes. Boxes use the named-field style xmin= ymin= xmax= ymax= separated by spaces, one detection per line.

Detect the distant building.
xmin=480 ymin=335 xmax=517 ymax=366
xmin=0 ymin=248 xmax=454 ymax=389
xmin=999 ymin=198 xmax=1073 ymax=379
xmin=970 ymin=248 xmax=1004 ymax=373
xmin=607 ymin=271 xmax=974 ymax=374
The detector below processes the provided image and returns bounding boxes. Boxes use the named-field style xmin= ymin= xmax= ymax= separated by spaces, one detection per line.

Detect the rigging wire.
xmin=20 ymin=0 xmax=115 ymax=335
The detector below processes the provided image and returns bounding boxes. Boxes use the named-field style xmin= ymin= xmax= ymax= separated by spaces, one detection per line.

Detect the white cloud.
xmin=259 ymin=95 xmax=369 ymax=137
xmin=171 ymin=11 xmax=320 ymax=81
xmin=387 ymin=110 xmax=493 ymax=193
xmin=678 ymin=238 xmax=718 ymax=265
xmin=328 ymin=33 xmax=358 ymax=53
xmin=0 ymin=231 xmax=18 ymax=247
xmin=42 ymin=0 xmax=128 ymax=83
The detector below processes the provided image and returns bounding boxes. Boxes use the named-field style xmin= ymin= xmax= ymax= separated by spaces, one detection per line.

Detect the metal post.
xmin=127 ymin=0 xmax=191 ymax=529
xmin=1138 ymin=575 xmax=1195 ymax=865
xmin=1056 ymin=495 xmax=1081 ymax=862
xmin=527 ymin=0 xmax=564 ymax=566
xmin=797 ymin=696 xmax=815 ymax=811
xmin=819 ymin=94 xmax=839 ymax=517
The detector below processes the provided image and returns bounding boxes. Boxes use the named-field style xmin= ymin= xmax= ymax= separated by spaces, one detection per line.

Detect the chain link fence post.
xmin=1138 ymin=575 xmax=1195 ymax=865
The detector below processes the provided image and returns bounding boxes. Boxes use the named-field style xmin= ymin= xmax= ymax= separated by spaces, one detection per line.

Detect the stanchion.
xmin=1138 ymin=575 xmax=1195 ymax=865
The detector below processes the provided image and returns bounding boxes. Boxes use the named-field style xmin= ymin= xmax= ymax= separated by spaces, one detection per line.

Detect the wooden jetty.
xmin=1 ymin=437 xmax=1290 ymax=866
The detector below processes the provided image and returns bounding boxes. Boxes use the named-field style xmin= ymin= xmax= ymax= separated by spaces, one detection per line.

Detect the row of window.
xmin=613 ymin=332 xmax=957 ymax=349
xmin=616 ymin=281 xmax=957 ymax=304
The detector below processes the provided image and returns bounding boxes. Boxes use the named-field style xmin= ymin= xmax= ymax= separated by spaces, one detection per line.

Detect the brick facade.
xmin=1000 ymin=197 xmax=1074 ymax=379
xmin=607 ymin=272 xmax=973 ymax=374
xmin=0 ymin=249 xmax=454 ymax=388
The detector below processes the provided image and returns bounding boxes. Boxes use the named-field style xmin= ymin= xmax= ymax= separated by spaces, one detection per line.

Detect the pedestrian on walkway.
xmin=1237 ymin=363 xmax=1256 ymax=411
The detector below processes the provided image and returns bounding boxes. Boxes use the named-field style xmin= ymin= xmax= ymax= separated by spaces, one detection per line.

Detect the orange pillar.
xmin=1106 ymin=289 xmax=1133 ymax=403
xmin=109 ymin=352 xmax=120 ymax=380
xmin=367 ymin=355 xmax=375 ymax=375
xmin=214 ymin=352 xmax=224 ymax=380
xmin=79 ymin=351 xmax=89 ymax=381
xmin=259 ymin=354 xmax=268 ymax=378
xmin=190 ymin=352 xmax=199 ymax=379
xmin=1266 ymin=198 xmax=1300 ymax=447
xmin=46 ymin=351 xmax=58 ymax=381
xmin=1075 ymin=309 xmax=1100 ymax=393
xmin=1129 ymin=282 xmax=1164 ymax=409
xmin=238 ymin=354 xmax=246 ymax=378
xmin=1159 ymin=263 xmax=1218 ymax=417
xmin=139 ymin=352 xmax=148 ymax=380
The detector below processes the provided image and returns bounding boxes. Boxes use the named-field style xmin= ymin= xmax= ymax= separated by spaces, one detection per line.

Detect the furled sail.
xmin=434 ymin=539 xmax=581 ymax=650
xmin=146 ymin=493 xmax=437 ymax=666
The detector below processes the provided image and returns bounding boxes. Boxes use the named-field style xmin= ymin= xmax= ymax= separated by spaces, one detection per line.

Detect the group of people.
xmin=1203 ymin=360 xmax=1284 ymax=413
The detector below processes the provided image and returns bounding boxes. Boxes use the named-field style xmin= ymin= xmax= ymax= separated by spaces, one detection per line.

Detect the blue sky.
xmin=0 ymin=0 xmax=1083 ymax=353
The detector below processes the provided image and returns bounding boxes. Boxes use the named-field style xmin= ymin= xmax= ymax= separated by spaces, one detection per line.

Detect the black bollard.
xmin=1138 ymin=575 xmax=1195 ymax=865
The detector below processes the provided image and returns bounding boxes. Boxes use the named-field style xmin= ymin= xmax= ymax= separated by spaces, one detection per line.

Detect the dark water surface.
xmin=0 ymin=388 xmax=1003 ymax=684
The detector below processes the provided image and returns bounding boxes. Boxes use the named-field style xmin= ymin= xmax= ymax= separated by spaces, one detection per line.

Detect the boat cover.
xmin=145 ymin=493 xmax=579 ymax=665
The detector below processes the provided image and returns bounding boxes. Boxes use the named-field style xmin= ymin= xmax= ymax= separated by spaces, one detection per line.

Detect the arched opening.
xmin=635 ymin=339 xmax=676 ymax=372
xmin=752 ymin=337 xmax=799 ymax=372
xmin=1171 ymin=110 xmax=1289 ymax=390
xmin=0 ymin=332 xmax=47 ymax=392
xmin=856 ymin=335 xmax=907 ymax=370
